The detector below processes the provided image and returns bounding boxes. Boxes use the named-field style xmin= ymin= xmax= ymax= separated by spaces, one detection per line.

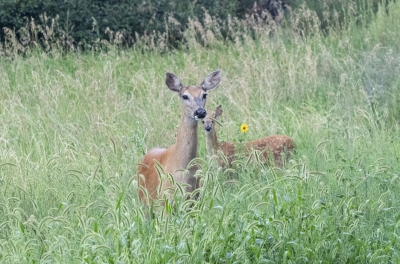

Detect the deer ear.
xmin=213 ymin=105 xmax=223 ymax=119
xmin=166 ymin=72 xmax=183 ymax=92
xmin=201 ymin=70 xmax=221 ymax=91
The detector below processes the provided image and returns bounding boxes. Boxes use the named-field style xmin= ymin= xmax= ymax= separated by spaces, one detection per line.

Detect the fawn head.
xmin=166 ymin=70 xmax=221 ymax=121
xmin=202 ymin=105 xmax=223 ymax=132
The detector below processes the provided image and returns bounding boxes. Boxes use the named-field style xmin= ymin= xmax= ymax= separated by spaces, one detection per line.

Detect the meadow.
xmin=1 ymin=1 xmax=400 ymax=263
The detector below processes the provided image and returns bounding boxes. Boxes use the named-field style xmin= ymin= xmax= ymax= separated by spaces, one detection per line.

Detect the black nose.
xmin=205 ymin=126 xmax=212 ymax=131
xmin=195 ymin=108 xmax=206 ymax=119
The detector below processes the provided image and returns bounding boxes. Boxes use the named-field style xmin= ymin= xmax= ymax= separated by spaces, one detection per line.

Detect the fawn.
xmin=202 ymin=105 xmax=295 ymax=167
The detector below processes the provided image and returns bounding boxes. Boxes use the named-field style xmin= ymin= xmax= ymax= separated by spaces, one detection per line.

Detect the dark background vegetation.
xmin=0 ymin=0 xmax=385 ymax=47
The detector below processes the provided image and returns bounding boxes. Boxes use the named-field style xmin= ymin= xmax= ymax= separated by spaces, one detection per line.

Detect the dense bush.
xmin=0 ymin=0 xmax=388 ymax=49
xmin=285 ymin=0 xmax=386 ymax=32
xmin=0 ymin=0 xmax=257 ymax=45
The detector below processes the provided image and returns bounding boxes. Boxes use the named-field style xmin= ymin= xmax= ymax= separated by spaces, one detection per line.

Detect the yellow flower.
xmin=240 ymin=123 xmax=249 ymax=133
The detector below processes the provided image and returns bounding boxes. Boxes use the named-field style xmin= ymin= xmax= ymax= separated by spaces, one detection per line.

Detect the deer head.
xmin=202 ymin=105 xmax=223 ymax=132
xmin=166 ymin=70 xmax=221 ymax=122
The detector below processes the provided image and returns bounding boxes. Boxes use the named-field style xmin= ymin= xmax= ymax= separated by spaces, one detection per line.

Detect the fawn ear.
xmin=201 ymin=70 xmax=221 ymax=91
xmin=213 ymin=105 xmax=223 ymax=119
xmin=166 ymin=72 xmax=183 ymax=92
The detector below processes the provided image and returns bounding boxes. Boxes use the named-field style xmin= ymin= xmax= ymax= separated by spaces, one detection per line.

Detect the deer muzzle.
xmin=194 ymin=108 xmax=207 ymax=119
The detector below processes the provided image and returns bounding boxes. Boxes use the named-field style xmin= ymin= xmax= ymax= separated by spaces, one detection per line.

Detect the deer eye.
xmin=182 ymin=95 xmax=189 ymax=100
xmin=202 ymin=94 xmax=207 ymax=99
xmin=201 ymin=121 xmax=205 ymax=124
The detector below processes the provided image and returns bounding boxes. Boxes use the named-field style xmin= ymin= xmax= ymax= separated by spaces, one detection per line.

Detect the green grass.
xmin=1 ymin=1 xmax=400 ymax=263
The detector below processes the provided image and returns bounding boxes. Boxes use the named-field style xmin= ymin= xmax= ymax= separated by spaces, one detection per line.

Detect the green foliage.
xmin=285 ymin=0 xmax=385 ymax=32
xmin=0 ymin=0 xmax=389 ymax=48
xmin=0 ymin=0 xmax=252 ymax=46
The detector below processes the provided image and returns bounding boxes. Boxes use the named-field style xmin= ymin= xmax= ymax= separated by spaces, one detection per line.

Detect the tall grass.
xmin=1 ymin=1 xmax=400 ymax=262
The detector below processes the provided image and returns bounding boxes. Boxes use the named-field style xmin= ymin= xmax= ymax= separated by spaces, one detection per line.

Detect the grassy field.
xmin=1 ymin=1 xmax=400 ymax=263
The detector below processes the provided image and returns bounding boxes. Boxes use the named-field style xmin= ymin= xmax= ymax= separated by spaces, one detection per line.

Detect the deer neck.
xmin=205 ymin=132 xmax=214 ymax=156
xmin=174 ymin=115 xmax=198 ymax=167
xmin=206 ymin=126 xmax=220 ymax=156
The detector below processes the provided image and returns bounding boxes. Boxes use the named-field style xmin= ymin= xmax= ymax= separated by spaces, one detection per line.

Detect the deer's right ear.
xmin=166 ymin=72 xmax=183 ymax=92
xmin=201 ymin=70 xmax=221 ymax=91
xmin=213 ymin=105 xmax=223 ymax=119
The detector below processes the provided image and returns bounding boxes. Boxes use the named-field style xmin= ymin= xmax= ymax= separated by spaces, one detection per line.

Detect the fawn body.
xmin=203 ymin=105 xmax=295 ymax=167
xmin=137 ymin=71 xmax=221 ymax=203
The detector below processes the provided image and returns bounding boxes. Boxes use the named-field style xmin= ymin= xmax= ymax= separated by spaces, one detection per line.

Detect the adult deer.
xmin=202 ymin=105 xmax=295 ymax=167
xmin=137 ymin=70 xmax=221 ymax=203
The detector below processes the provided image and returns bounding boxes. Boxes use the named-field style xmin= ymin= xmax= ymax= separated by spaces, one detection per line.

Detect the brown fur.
xmin=137 ymin=70 xmax=221 ymax=204
xmin=203 ymin=105 xmax=295 ymax=167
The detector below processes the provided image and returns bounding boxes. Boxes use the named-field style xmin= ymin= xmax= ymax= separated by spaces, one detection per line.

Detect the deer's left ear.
xmin=201 ymin=70 xmax=221 ymax=91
